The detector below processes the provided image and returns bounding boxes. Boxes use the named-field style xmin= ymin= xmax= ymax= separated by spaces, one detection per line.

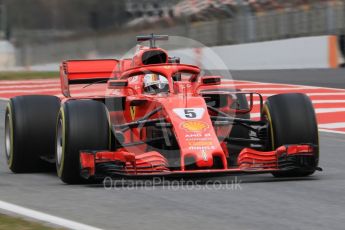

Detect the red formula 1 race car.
xmin=4 ymin=35 xmax=321 ymax=184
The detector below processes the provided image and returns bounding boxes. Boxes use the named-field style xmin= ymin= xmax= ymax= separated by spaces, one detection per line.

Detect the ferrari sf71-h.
xmin=4 ymin=35 xmax=321 ymax=184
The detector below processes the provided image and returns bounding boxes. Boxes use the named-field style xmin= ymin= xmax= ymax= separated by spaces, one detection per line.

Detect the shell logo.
xmin=181 ymin=121 xmax=209 ymax=132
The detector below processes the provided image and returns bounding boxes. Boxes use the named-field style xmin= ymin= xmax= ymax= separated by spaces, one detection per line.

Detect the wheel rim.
xmin=56 ymin=118 xmax=63 ymax=166
xmin=262 ymin=104 xmax=275 ymax=150
xmin=5 ymin=113 xmax=11 ymax=160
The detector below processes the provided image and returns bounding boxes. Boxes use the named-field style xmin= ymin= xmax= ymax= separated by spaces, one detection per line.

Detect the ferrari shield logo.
xmin=130 ymin=106 xmax=136 ymax=120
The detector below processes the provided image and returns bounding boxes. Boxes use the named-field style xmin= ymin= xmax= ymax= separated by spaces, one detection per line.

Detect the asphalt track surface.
xmin=0 ymin=69 xmax=345 ymax=230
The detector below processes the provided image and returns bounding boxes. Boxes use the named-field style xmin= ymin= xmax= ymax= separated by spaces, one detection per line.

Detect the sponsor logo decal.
xmin=129 ymin=76 xmax=138 ymax=83
xmin=188 ymin=146 xmax=216 ymax=150
xmin=188 ymin=141 xmax=213 ymax=146
xmin=185 ymin=133 xmax=211 ymax=138
xmin=181 ymin=121 xmax=209 ymax=132
xmin=173 ymin=108 xmax=205 ymax=120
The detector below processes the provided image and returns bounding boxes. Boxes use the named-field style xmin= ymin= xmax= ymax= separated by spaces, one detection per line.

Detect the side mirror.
xmin=229 ymin=92 xmax=260 ymax=114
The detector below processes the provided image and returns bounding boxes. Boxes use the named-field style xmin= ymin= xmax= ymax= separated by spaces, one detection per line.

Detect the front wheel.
xmin=262 ymin=93 xmax=319 ymax=177
xmin=56 ymin=100 xmax=110 ymax=184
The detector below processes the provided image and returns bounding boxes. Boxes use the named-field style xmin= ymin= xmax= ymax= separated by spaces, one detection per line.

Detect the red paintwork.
xmin=60 ymin=38 xmax=317 ymax=178
xmin=60 ymin=59 xmax=118 ymax=97
xmin=237 ymin=145 xmax=314 ymax=170
xmin=80 ymin=150 xmax=169 ymax=176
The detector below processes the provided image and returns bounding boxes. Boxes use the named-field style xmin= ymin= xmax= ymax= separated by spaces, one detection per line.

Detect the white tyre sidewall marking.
xmin=56 ymin=118 xmax=63 ymax=166
xmin=5 ymin=112 xmax=11 ymax=159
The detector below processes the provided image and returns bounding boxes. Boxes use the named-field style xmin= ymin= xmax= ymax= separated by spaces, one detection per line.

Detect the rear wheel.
xmin=262 ymin=93 xmax=319 ymax=177
xmin=5 ymin=95 xmax=60 ymax=173
xmin=56 ymin=100 xmax=110 ymax=184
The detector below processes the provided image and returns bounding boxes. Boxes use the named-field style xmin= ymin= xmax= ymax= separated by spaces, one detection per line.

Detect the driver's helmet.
xmin=143 ymin=73 xmax=169 ymax=94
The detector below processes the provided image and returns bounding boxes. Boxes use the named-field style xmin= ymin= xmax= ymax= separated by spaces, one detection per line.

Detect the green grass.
xmin=0 ymin=71 xmax=59 ymax=80
xmin=0 ymin=214 xmax=63 ymax=230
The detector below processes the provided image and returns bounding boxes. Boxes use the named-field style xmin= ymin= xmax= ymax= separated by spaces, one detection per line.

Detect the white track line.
xmin=240 ymin=87 xmax=319 ymax=91
xmin=54 ymin=92 xmax=105 ymax=97
xmin=0 ymin=200 xmax=102 ymax=230
xmin=314 ymin=108 xmax=345 ymax=113
xmin=223 ymin=80 xmax=267 ymax=85
xmin=0 ymin=84 xmax=60 ymax=90
xmin=319 ymin=122 xmax=345 ymax=129
xmin=318 ymin=128 xmax=345 ymax=135
xmin=251 ymin=108 xmax=345 ymax=119
xmin=232 ymin=83 xmax=272 ymax=86
xmin=0 ymin=88 xmax=61 ymax=93
xmin=257 ymin=92 xmax=345 ymax=97
xmin=232 ymin=79 xmax=345 ymax=91
xmin=310 ymin=100 xmax=345 ymax=104
xmin=252 ymin=100 xmax=345 ymax=105
xmin=0 ymin=79 xmax=59 ymax=85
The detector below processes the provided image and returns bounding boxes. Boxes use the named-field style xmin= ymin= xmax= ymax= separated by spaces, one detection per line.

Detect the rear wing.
xmin=60 ymin=59 xmax=118 ymax=97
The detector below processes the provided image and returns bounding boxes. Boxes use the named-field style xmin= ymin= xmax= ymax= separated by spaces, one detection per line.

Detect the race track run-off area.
xmin=1 ymin=78 xmax=345 ymax=134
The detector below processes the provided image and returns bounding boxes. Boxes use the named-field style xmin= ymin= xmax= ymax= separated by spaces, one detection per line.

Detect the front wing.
xmin=79 ymin=144 xmax=320 ymax=179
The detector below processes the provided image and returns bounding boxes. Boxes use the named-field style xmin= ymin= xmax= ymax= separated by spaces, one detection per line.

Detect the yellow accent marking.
xmin=130 ymin=106 xmax=136 ymax=120
xmin=262 ymin=104 xmax=275 ymax=150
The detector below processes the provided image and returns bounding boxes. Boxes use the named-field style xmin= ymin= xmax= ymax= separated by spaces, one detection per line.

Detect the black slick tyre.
xmin=262 ymin=93 xmax=319 ymax=177
xmin=56 ymin=100 xmax=110 ymax=184
xmin=5 ymin=95 xmax=60 ymax=173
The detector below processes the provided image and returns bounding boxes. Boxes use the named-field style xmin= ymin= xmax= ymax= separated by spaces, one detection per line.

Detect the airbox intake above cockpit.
xmin=142 ymin=50 xmax=167 ymax=65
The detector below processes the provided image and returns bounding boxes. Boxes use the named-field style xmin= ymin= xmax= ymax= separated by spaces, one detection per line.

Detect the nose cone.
xmin=160 ymin=96 xmax=227 ymax=170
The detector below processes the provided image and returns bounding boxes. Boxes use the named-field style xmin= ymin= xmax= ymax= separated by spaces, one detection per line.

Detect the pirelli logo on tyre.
xmin=181 ymin=121 xmax=209 ymax=132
